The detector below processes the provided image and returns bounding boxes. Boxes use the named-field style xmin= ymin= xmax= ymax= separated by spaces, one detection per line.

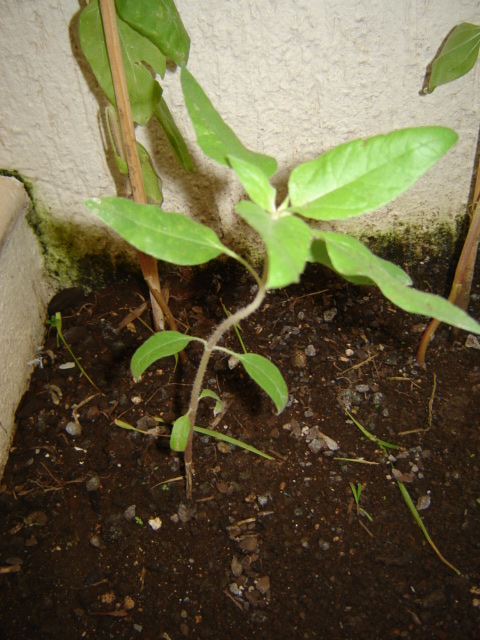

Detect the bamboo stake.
xmin=98 ymin=0 xmax=170 ymax=333
xmin=416 ymin=136 xmax=480 ymax=366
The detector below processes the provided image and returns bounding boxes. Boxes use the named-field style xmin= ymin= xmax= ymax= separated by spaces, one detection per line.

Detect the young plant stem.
xmin=183 ymin=281 xmax=267 ymax=498
xmin=98 ymin=0 xmax=171 ymax=332
xmin=416 ymin=135 xmax=480 ymax=365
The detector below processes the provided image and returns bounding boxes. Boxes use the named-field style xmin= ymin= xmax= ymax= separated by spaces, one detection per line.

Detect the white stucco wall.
xmin=0 ymin=0 xmax=479 ymax=270
xmin=0 ymin=177 xmax=49 ymax=477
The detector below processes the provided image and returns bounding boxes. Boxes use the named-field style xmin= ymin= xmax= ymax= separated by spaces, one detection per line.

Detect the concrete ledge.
xmin=0 ymin=176 xmax=49 ymax=478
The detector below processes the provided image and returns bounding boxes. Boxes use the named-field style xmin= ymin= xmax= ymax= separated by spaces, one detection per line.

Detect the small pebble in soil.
xmin=318 ymin=539 xmax=331 ymax=551
xmin=416 ymin=495 xmax=431 ymax=511
xmin=257 ymin=494 xmax=269 ymax=508
xmin=89 ymin=535 xmax=104 ymax=549
xmin=231 ymin=555 xmax=243 ymax=577
xmin=356 ymin=384 xmax=370 ymax=394
xmin=124 ymin=505 xmax=136 ymax=521
xmin=24 ymin=510 xmax=48 ymax=526
xmin=228 ymin=355 xmax=239 ymax=369
xmin=148 ymin=517 xmax=162 ymax=531
xmin=323 ymin=308 xmax=337 ymax=322
xmin=292 ymin=350 xmax=308 ymax=368
xmin=305 ymin=344 xmax=316 ymax=357
xmin=65 ymin=422 xmax=82 ymax=437
xmin=85 ymin=475 xmax=100 ymax=492
xmin=255 ymin=576 xmax=270 ymax=595
xmin=229 ymin=582 xmax=243 ymax=596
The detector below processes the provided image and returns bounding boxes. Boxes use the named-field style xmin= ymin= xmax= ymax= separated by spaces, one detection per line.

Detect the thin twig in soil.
xmin=399 ymin=374 xmax=436 ymax=436
xmin=338 ymin=353 xmax=377 ymax=375
xmin=151 ymin=476 xmax=184 ymax=489
xmin=224 ymin=589 xmax=244 ymax=611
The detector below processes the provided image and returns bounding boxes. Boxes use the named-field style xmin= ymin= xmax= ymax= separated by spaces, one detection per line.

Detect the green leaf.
xmin=193 ymin=426 xmax=273 ymax=460
xmin=236 ymin=353 xmax=288 ymax=414
xmin=79 ymin=0 xmax=165 ymax=125
xmin=310 ymin=233 xmax=412 ymax=287
xmin=170 ymin=413 xmax=191 ymax=452
xmin=315 ymin=232 xmax=480 ymax=334
xmin=84 ymin=197 xmax=231 ymax=265
xmin=131 ymin=331 xmax=197 ymax=378
xmin=199 ymin=389 xmax=225 ymax=416
xmin=236 ymin=201 xmax=312 ymax=289
xmin=397 ymin=481 xmax=460 ymax=574
xmin=137 ymin=143 xmax=163 ymax=204
xmin=181 ymin=67 xmax=277 ymax=178
xmin=346 ymin=409 xmax=398 ymax=450
xmin=427 ymin=23 xmax=480 ymax=93
xmin=228 ymin=156 xmax=277 ymax=213
xmin=154 ymin=96 xmax=195 ymax=172
xmin=288 ymin=127 xmax=458 ymax=221
xmin=116 ymin=0 xmax=190 ymax=67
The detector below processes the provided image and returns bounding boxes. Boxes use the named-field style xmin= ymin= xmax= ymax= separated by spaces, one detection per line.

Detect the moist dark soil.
xmin=1 ymin=262 xmax=480 ymax=640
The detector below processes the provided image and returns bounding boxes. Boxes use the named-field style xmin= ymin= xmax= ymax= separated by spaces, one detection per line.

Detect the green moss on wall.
xmin=0 ymin=169 xmax=140 ymax=290
xmin=0 ymin=168 xmax=470 ymax=294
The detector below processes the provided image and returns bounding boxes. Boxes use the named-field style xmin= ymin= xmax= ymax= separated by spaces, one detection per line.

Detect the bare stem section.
xmin=183 ymin=283 xmax=267 ymax=498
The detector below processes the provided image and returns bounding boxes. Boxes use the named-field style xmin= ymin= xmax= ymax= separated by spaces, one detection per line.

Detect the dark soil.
xmin=1 ymin=262 xmax=480 ymax=640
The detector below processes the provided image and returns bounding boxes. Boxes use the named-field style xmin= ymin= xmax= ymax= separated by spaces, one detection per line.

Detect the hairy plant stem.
xmin=184 ymin=282 xmax=267 ymax=498
xmin=99 ymin=0 xmax=171 ymax=332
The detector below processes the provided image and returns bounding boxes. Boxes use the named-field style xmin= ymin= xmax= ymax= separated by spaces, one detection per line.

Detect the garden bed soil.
xmin=0 ymin=262 xmax=479 ymax=639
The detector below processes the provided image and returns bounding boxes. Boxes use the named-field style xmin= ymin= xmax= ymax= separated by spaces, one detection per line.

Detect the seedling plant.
xmin=47 ymin=312 xmax=101 ymax=393
xmin=349 ymin=482 xmax=373 ymax=522
xmin=85 ymin=65 xmax=480 ymax=499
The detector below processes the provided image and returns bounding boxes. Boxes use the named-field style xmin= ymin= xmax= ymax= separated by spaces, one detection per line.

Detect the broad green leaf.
xmin=181 ymin=68 xmax=277 ymax=178
xmin=154 ymin=96 xmax=195 ymax=172
xmin=131 ymin=330 xmax=196 ymax=378
xmin=199 ymin=389 xmax=225 ymax=416
xmin=116 ymin=0 xmax=190 ymax=67
xmin=427 ymin=23 xmax=480 ymax=93
xmin=170 ymin=413 xmax=191 ymax=452
xmin=316 ymin=232 xmax=480 ymax=334
xmin=193 ymin=426 xmax=274 ymax=460
xmin=228 ymin=156 xmax=277 ymax=213
xmin=79 ymin=0 xmax=165 ymax=125
xmin=288 ymin=127 xmax=458 ymax=221
xmin=137 ymin=142 xmax=163 ymax=204
xmin=236 ymin=201 xmax=312 ymax=289
xmin=310 ymin=233 xmax=412 ymax=287
xmin=84 ymin=197 xmax=231 ymax=265
xmin=236 ymin=353 xmax=288 ymax=414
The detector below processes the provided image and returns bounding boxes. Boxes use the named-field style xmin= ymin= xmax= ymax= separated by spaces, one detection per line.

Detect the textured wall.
xmin=0 ymin=0 xmax=479 ymax=271
xmin=0 ymin=178 xmax=49 ymax=476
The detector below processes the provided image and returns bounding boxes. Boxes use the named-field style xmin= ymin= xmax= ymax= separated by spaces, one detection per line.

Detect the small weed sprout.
xmin=349 ymin=482 xmax=373 ymax=522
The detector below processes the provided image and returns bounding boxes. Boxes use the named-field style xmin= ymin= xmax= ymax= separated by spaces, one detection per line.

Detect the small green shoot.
xmin=397 ymin=481 xmax=460 ymax=575
xmin=134 ymin=516 xmax=143 ymax=526
xmin=47 ymin=312 xmax=102 ymax=393
xmin=348 ymin=411 xmax=461 ymax=574
xmin=349 ymin=482 xmax=373 ymax=522
xmin=114 ymin=418 xmax=273 ymax=460
xmin=345 ymin=410 xmax=398 ymax=450
xmin=222 ymin=302 xmax=247 ymax=354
